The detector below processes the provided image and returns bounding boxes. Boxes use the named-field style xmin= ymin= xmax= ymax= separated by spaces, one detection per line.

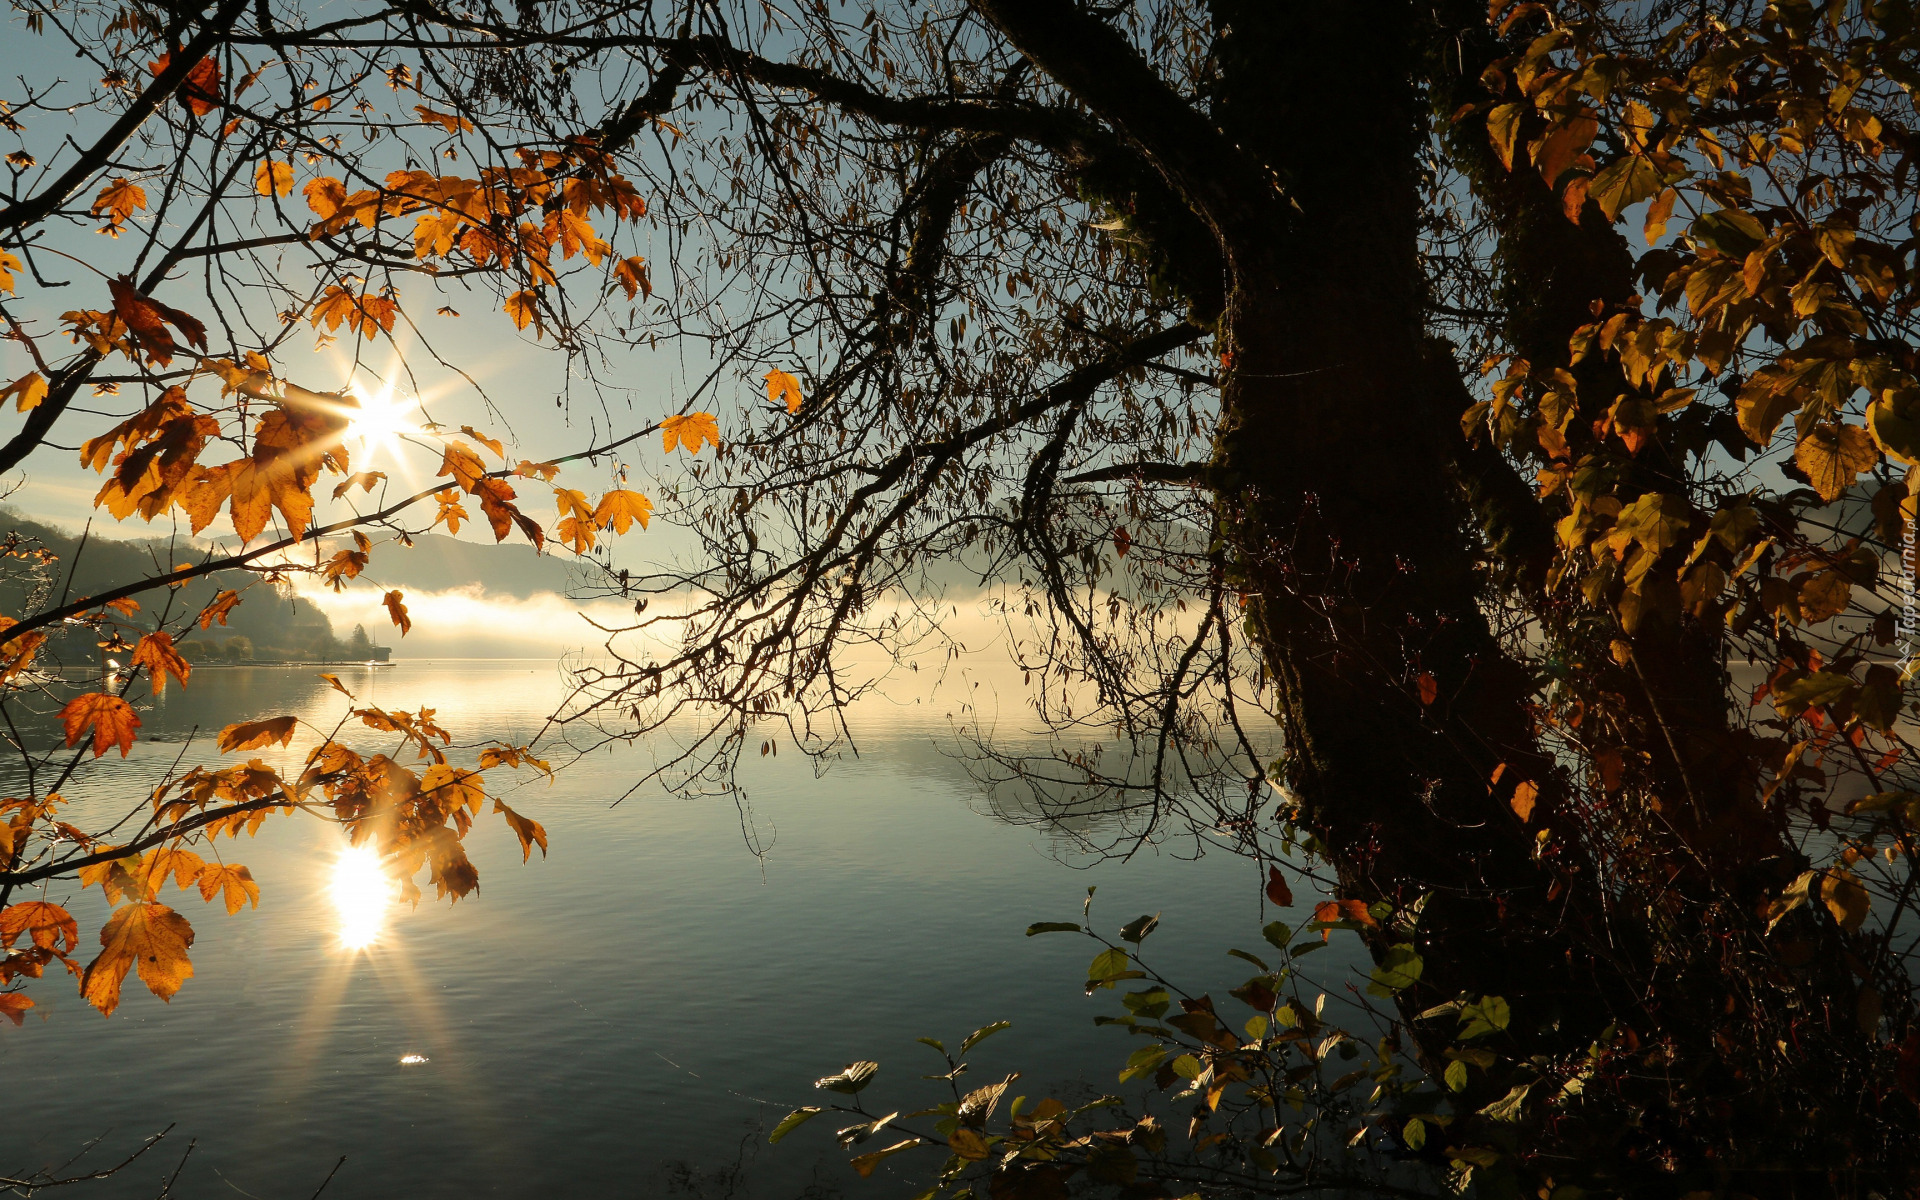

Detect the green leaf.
xmin=769 ymin=1107 xmax=823 ymax=1144
xmin=1122 ymin=988 xmax=1171 ymax=1019
xmin=1366 ymin=943 xmax=1425 ymax=997
xmin=815 ymin=1061 xmax=880 ymax=1094
xmin=1087 ymin=947 xmax=1130 ymax=986
xmin=916 ymin=1037 xmax=946 ymax=1054
xmin=1589 ymin=154 xmax=1662 ymax=221
xmin=1119 ymin=913 xmax=1160 ymax=943
xmin=1026 ymin=921 xmax=1082 ymax=936
xmin=1118 ymin=1043 xmax=1168 ymax=1083
xmin=1403 ymin=1117 xmax=1427 ymax=1150
xmin=1169 ymin=1053 xmax=1203 ymax=1080
xmin=1692 ymin=206 xmax=1766 ymax=255
xmin=959 ymin=1020 xmax=1010 ymax=1054
xmin=1479 ymin=1080 xmax=1536 ymax=1122
xmin=1445 ymin=1060 xmax=1469 ymax=1092
xmin=1226 ymin=948 xmax=1270 ymax=971
xmin=1457 ymin=996 xmax=1511 ymax=1040
xmin=1261 ymin=920 xmax=1293 ymax=951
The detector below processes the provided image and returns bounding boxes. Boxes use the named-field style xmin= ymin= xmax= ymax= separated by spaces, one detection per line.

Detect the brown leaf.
xmin=1416 ymin=672 xmax=1438 ymax=706
xmin=1795 ymin=424 xmax=1878 ymax=504
xmin=60 ymin=693 xmax=140 ymax=758
xmin=1265 ymin=866 xmax=1293 ymax=907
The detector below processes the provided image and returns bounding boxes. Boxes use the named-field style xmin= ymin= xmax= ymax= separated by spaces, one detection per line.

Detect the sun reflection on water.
xmin=331 ymin=843 xmax=397 ymax=950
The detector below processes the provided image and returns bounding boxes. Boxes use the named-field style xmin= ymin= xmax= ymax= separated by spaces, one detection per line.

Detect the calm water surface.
xmin=1 ymin=661 xmax=1340 ymax=1198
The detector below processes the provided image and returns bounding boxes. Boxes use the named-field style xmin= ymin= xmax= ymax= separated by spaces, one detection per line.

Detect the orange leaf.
xmin=611 ymin=256 xmax=651 ymax=301
xmin=0 ymin=993 xmax=32 ymax=1025
xmin=494 ymin=800 xmax=548 ymax=863
xmin=198 ymin=589 xmax=241 ymax=629
xmin=81 ymin=902 xmax=194 ymax=1015
xmin=105 ymin=596 xmax=140 ymax=616
xmin=414 ymin=105 xmax=474 ymax=134
xmin=90 ymin=177 xmax=147 ymax=226
xmin=0 ymin=901 xmax=78 ymax=953
xmin=303 ymin=176 xmax=348 ymax=219
xmin=1416 ymin=672 xmax=1438 ymax=706
xmin=216 ymin=715 xmax=297 ymax=753
xmin=460 ymin=425 xmax=505 ymax=460
xmin=437 ymin=442 xmax=488 ymax=491
xmin=764 ymin=369 xmax=803 ymax=414
xmin=384 ymin=590 xmax=411 ymax=636
xmin=151 ymin=52 xmax=221 ymax=118
xmin=1310 ymin=899 xmax=1376 ymax=941
xmin=1510 ymin=780 xmax=1539 ymax=824
xmin=131 ymin=632 xmax=191 ymax=695
xmin=255 ymin=159 xmax=294 ymax=198
xmin=502 ymin=289 xmax=541 ymax=335
xmin=60 ymin=693 xmax=140 ymax=758
xmin=662 ymin=412 xmax=720 ymax=456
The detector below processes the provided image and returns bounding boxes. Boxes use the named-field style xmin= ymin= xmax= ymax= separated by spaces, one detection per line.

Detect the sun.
xmin=344 ymin=383 xmax=419 ymax=461
xmin=330 ymin=842 xmax=397 ymax=950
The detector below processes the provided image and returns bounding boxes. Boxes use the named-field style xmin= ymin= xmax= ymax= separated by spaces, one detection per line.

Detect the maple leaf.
xmin=460 ymin=425 xmax=505 ymax=459
xmin=310 ymin=285 xmax=397 ymax=339
xmin=437 ymin=442 xmax=488 ymax=491
xmin=151 ymin=52 xmax=221 ymax=118
xmin=90 ymin=178 xmax=148 ymax=226
xmin=432 ymin=487 xmax=469 ymax=534
xmin=60 ymin=693 xmax=140 ymax=758
xmin=105 ymin=596 xmax=140 ymax=616
xmin=494 ymin=800 xmax=548 ymax=863
xmin=611 ymin=256 xmax=651 ymax=301
xmin=216 ymin=715 xmax=297 ymax=753
xmin=255 ymin=159 xmax=295 ymax=198
xmin=0 ymin=993 xmax=32 ymax=1025
xmin=140 ymin=846 xmax=205 ymax=896
xmin=131 ymin=632 xmax=191 ymax=695
xmin=764 ymin=369 xmax=804 ymax=414
xmin=384 ymin=590 xmax=412 ymax=636
xmin=303 ymin=176 xmax=348 ymax=220
xmin=108 ymin=277 xmax=206 ymax=366
xmin=82 ymin=902 xmax=195 ymax=1015
xmin=196 ymin=863 xmax=259 ymax=915
xmin=662 ymin=412 xmax=721 ymax=455
xmin=478 ymin=743 xmax=552 ymax=777
xmin=198 ymin=589 xmax=241 ymax=629
xmin=331 ymin=470 xmax=386 ymax=499
xmin=593 ymin=488 xmax=653 ymax=534
xmin=1 ymin=372 xmax=47 ymax=412
xmin=0 ymin=901 xmax=79 ymax=954
xmin=414 ymin=105 xmax=474 ymax=134
xmin=421 ymin=764 xmax=486 ymax=815
xmin=502 ymin=289 xmax=542 ymax=335
xmin=0 ymin=249 xmax=20 ymax=293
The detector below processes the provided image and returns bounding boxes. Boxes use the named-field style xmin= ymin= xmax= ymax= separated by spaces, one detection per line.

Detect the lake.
xmin=0 ymin=660 xmax=1351 ymax=1198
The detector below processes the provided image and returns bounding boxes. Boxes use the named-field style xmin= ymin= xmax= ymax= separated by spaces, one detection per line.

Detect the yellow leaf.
xmin=303 ymin=176 xmax=348 ymax=219
xmin=593 ymin=489 xmax=653 ymax=534
xmin=493 ymin=799 xmax=548 ymax=862
xmin=1 ymin=372 xmax=47 ymax=412
xmin=420 ymin=764 xmax=487 ymax=815
xmin=90 ymin=177 xmax=148 ymax=225
xmin=502 ymin=289 xmax=541 ymax=335
xmin=662 ymin=412 xmax=720 ymax=455
xmin=82 ymin=902 xmax=194 ymax=1015
xmin=1820 ymin=870 xmax=1871 ymax=933
xmin=764 ymin=369 xmax=803 ymax=414
xmin=0 ymin=901 xmax=78 ymax=953
xmin=0 ymin=248 xmax=19 ymax=293
xmin=255 ymin=159 xmax=294 ymax=197
xmin=1510 ymin=780 xmax=1538 ymax=824
xmin=414 ymin=105 xmax=474 ymax=134
xmin=460 ymin=425 xmax=505 ymax=459
xmin=1795 ymin=424 xmax=1878 ymax=504
xmin=611 ymin=256 xmax=651 ymax=301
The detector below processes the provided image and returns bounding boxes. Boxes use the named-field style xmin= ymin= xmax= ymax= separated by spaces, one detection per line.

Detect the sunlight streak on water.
xmin=331 ymin=843 xmax=397 ymax=950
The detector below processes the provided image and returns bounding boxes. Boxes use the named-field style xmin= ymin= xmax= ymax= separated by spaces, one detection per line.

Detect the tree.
xmin=3 ymin=0 xmax=1917 ymax=1193
xmin=0 ymin=0 xmax=696 ymax=1029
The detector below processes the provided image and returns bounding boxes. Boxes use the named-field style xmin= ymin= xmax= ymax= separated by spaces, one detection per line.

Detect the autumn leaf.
xmin=0 ymin=901 xmax=78 ymax=953
xmin=108 ymin=277 xmax=207 ymax=365
xmin=151 ymin=52 xmax=221 ymax=118
xmin=60 ymin=693 xmax=140 ymax=758
xmin=593 ymin=489 xmax=653 ymax=533
xmin=414 ymin=105 xmax=474 ymax=133
xmin=310 ymin=285 xmax=397 ymax=339
xmin=421 ymin=764 xmax=486 ymax=815
xmin=196 ymin=863 xmax=260 ymax=915
xmin=82 ymin=902 xmax=195 ymax=1015
xmin=1510 ymin=780 xmax=1539 ymax=824
xmin=460 ymin=425 xmax=505 ymax=460
xmin=611 ymin=256 xmax=652 ymax=301
xmin=384 ymin=590 xmax=412 ymax=636
xmin=764 ymin=369 xmax=804 ymax=414
xmin=304 ymin=176 xmax=348 ymax=219
xmin=105 ymin=596 xmax=140 ymax=616
xmin=503 ymin=289 xmax=542 ymax=335
xmin=1416 ymin=672 xmax=1438 ymax=706
xmin=130 ymin=632 xmax=191 ymax=695
xmin=437 ymin=442 xmax=488 ymax=491
xmin=0 ymin=249 xmax=18 ymax=293
xmin=255 ymin=159 xmax=295 ymax=198
xmin=1265 ymin=866 xmax=1293 ymax=907
xmin=1311 ymin=898 xmax=1376 ymax=941
xmin=662 ymin=412 xmax=721 ymax=455
xmin=432 ymin=487 xmax=469 ymax=534
xmin=494 ymin=800 xmax=548 ymax=862
xmin=198 ymin=590 xmax=241 ymax=629
xmin=332 ymin=471 xmax=386 ymax=499
xmin=216 ymin=715 xmax=297 ymax=753
xmin=1795 ymin=424 xmax=1878 ymax=505
xmin=1 ymin=372 xmax=47 ymax=412
xmin=0 ymin=993 xmax=32 ymax=1025
xmin=90 ymin=177 xmax=148 ymax=226
xmin=1486 ymin=102 xmax=1525 ymax=171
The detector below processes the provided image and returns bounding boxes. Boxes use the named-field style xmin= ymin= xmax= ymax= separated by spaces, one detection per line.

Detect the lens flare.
xmin=344 ymin=384 xmax=418 ymax=461
xmin=330 ymin=842 xmax=396 ymax=950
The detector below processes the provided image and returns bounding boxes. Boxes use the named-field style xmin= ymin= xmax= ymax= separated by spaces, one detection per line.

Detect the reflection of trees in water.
xmin=651 ymin=1124 xmax=842 ymax=1200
